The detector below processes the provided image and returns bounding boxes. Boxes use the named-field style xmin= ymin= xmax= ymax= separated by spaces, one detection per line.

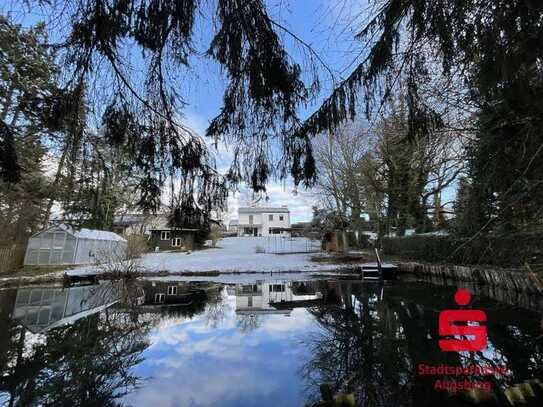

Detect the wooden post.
xmin=375 ymin=247 xmax=383 ymax=281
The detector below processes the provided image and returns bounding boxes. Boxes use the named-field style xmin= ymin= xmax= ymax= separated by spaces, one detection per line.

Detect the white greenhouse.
xmin=24 ymin=224 xmax=127 ymax=266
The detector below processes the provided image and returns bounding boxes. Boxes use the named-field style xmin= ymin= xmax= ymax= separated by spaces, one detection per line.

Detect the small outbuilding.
xmin=148 ymin=227 xmax=198 ymax=251
xmin=24 ymin=224 xmax=127 ymax=266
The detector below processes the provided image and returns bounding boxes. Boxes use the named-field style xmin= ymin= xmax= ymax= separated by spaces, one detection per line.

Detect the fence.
xmin=0 ymin=245 xmax=25 ymax=274
xmin=265 ymin=236 xmax=322 ymax=254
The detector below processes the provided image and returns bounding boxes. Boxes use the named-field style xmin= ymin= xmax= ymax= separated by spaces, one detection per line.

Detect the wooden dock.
xmin=360 ymin=248 xmax=397 ymax=280
xmin=360 ymin=262 xmax=398 ymax=280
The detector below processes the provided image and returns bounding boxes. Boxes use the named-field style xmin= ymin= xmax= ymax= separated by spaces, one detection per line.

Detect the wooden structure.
xmin=0 ymin=244 xmax=25 ymax=274
xmin=360 ymin=248 xmax=397 ymax=280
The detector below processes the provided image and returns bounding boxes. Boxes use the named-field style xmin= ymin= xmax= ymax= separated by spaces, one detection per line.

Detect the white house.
xmin=237 ymin=206 xmax=291 ymax=236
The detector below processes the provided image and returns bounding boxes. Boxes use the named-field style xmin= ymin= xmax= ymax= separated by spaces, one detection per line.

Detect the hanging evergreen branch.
xmin=12 ymin=0 xmax=321 ymax=227
xmin=0 ymin=120 xmax=20 ymax=183
xmin=296 ymin=0 xmax=543 ymax=233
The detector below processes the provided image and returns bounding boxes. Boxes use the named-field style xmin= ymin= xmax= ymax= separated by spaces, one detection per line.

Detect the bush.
xmin=381 ymin=232 xmax=543 ymax=267
xmin=209 ymin=225 xmax=222 ymax=247
xmin=126 ymin=234 xmax=149 ymax=259
xmin=255 ymin=245 xmax=265 ymax=253
xmin=357 ymin=233 xmax=372 ymax=249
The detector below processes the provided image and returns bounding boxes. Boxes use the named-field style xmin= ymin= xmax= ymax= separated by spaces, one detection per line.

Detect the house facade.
xmin=237 ymin=206 xmax=291 ymax=237
xmin=234 ymin=280 xmax=322 ymax=316
xmin=148 ymin=228 xmax=198 ymax=251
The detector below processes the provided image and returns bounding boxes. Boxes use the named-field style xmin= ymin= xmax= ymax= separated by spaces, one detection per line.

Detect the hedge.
xmin=381 ymin=233 xmax=543 ymax=267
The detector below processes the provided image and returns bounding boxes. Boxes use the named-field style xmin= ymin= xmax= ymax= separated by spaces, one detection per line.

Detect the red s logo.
xmin=438 ymin=289 xmax=487 ymax=352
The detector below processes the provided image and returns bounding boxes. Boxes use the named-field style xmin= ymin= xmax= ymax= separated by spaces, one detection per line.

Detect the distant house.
xmin=228 ymin=219 xmax=239 ymax=234
xmin=24 ymin=224 xmax=127 ymax=266
xmin=291 ymin=221 xmax=310 ymax=237
xmin=237 ymin=206 xmax=291 ymax=237
xmin=234 ymin=280 xmax=323 ymax=316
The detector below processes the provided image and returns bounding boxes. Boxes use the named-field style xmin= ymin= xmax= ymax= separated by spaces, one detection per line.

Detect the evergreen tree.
xmin=299 ymin=0 xmax=543 ymax=234
xmin=6 ymin=1 xmax=320 ymax=227
xmin=0 ymin=17 xmax=60 ymax=242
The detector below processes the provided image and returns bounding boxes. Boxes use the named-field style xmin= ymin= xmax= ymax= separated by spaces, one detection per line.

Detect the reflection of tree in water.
xmin=237 ymin=314 xmax=262 ymax=334
xmin=300 ymin=282 xmax=543 ymax=407
xmin=300 ymin=283 xmax=412 ymax=407
xmin=205 ymin=288 xmax=229 ymax=329
xmin=0 ymin=300 xmax=151 ymax=406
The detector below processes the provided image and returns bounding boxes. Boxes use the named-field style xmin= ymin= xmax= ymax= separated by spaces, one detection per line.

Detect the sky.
xmin=0 ymin=0 xmax=371 ymax=223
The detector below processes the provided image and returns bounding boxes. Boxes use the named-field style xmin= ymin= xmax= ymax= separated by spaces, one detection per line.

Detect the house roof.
xmin=113 ymin=213 xmax=147 ymax=226
xmin=149 ymin=228 xmax=199 ymax=232
xmin=238 ymin=206 xmax=289 ymax=214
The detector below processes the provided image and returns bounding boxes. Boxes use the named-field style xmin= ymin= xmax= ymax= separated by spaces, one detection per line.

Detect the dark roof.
xmin=149 ymin=228 xmax=199 ymax=232
xmin=238 ymin=206 xmax=289 ymax=214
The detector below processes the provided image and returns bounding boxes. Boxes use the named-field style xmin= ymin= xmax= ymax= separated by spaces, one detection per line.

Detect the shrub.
xmin=255 ymin=245 xmax=265 ymax=253
xmin=381 ymin=232 xmax=543 ymax=267
xmin=209 ymin=225 xmax=222 ymax=247
xmin=126 ymin=234 xmax=149 ymax=259
xmin=357 ymin=233 xmax=372 ymax=249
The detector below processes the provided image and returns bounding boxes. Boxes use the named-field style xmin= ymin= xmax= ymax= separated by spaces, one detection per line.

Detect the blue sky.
xmin=0 ymin=0 xmax=371 ymax=223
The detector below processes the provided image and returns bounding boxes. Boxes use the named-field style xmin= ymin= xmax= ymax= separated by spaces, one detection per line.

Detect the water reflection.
xmin=0 ymin=282 xmax=148 ymax=406
xmin=0 ymin=278 xmax=541 ymax=406
xmin=300 ymin=282 xmax=543 ymax=406
xmin=12 ymin=282 xmax=121 ymax=333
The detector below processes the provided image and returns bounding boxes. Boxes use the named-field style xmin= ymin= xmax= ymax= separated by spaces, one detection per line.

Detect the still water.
xmin=0 ymin=276 xmax=541 ymax=406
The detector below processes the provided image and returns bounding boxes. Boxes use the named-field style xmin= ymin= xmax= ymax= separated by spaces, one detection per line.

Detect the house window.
xmin=279 ymin=215 xmax=284 ymax=221
xmin=167 ymin=286 xmax=177 ymax=295
xmin=268 ymin=214 xmax=273 ymax=221
xmin=172 ymin=237 xmax=182 ymax=247
xmin=249 ymin=215 xmax=253 ymax=224
xmin=160 ymin=231 xmax=171 ymax=240
xmin=154 ymin=293 xmax=165 ymax=303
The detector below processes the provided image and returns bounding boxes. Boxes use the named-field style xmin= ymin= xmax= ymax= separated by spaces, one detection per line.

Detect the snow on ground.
xmin=140 ymin=237 xmax=336 ymax=273
xmin=68 ymin=237 xmax=340 ymax=276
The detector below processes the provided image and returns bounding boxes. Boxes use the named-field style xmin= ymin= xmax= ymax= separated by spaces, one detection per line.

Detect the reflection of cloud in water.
xmin=124 ymin=297 xmax=317 ymax=407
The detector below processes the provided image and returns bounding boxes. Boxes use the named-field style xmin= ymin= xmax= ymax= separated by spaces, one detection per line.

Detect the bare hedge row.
xmin=381 ymin=233 xmax=543 ymax=268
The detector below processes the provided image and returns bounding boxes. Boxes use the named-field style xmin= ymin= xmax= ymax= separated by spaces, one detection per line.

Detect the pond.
xmin=0 ymin=276 xmax=542 ymax=406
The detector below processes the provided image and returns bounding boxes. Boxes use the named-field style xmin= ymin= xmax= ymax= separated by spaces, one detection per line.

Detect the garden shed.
xmin=24 ymin=224 xmax=127 ymax=266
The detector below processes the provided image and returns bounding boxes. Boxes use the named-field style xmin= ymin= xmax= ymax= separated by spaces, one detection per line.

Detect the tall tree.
xmin=5 ymin=0 xmax=321 ymax=228
xmin=299 ymin=0 xmax=543 ymax=234
xmin=0 ymin=17 xmax=61 ymax=241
